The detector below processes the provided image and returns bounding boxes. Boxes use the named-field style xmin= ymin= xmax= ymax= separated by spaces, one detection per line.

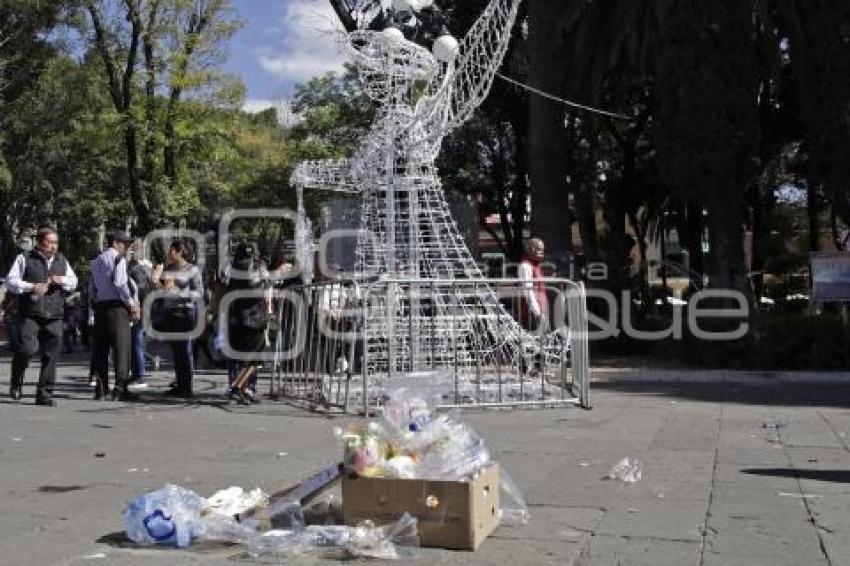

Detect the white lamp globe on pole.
xmin=432 ymin=35 xmax=459 ymax=62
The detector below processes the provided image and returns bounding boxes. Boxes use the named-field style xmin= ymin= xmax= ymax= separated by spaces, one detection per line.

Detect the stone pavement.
xmin=1 ymin=353 xmax=850 ymax=565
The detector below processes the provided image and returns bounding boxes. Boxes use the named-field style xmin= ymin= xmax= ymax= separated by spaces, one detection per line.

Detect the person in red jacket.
xmin=518 ymin=238 xmax=549 ymax=332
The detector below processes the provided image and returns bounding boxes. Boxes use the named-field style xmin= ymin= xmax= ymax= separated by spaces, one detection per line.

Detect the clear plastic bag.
xmin=235 ymin=513 xmax=420 ymax=560
xmin=200 ymin=512 xmax=258 ymax=545
xmin=605 ymin=457 xmax=642 ymax=483
xmin=204 ymin=487 xmax=268 ymax=518
xmin=337 ymin=422 xmax=391 ymax=476
xmin=123 ymin=484 xmax=205 ymax=548
xmin=379 ymin=373 xmax=454 ymax=437
xmin=237 ymin=497 xmax=305 ymax=532
xmin=499 ymin=468 xmax=530 ymax=525
xmin=416 ymin=416 xmax=492 ymax=480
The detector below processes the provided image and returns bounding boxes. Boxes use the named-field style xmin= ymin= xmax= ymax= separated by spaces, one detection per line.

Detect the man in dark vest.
xmin=6 ymin=228 xmax=78 ymax=406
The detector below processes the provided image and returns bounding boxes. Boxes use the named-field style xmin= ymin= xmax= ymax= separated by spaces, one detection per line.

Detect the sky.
xmin=224 ymin=0 xmax=349 ymax=113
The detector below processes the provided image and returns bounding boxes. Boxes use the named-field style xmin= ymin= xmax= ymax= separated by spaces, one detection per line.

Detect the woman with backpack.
xmin=225 ymin=243 xmax=269 ymax=405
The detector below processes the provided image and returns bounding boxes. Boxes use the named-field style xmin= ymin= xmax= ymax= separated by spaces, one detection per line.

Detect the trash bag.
xmin=247 ymin=512 xmax=420 ymax=560
xmin=205 ymin=487 xmax=268 ymax=518
xmin=123 ymin=484 xmax=205 ymax=548
xmin=201 ymin=510 xmax=419 ymax=561
xmin=500 ymin=468 xmax=530 ymax=525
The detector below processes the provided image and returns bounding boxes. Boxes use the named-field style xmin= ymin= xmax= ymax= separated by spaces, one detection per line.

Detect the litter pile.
xmin=341 ymin=384 xmax=499 ymax=481
xmin=123 ymin=483 xmax=417 ymax=559
xmin=121 ymin=381 xmax=528 ymax=559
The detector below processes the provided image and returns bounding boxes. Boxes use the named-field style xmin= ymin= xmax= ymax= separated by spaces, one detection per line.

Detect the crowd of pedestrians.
xmin=2 ymin=228 xmax=291 ymax=407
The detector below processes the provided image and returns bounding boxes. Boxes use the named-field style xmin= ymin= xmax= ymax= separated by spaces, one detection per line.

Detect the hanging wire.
xmin=496 ymin=73 xmax=632 ymax=121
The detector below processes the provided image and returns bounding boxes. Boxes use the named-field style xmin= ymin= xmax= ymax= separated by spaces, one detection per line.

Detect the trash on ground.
xmin=123 ymin=484 xmax=205 ymax=549
xmin=122 ymin=483 xmax=419 ymax=559
xmin=337 ymin=382 xmax=529 ymax=528
xmin=94 ymin=452 xmax=106 ymax=458
xmin=205 ymin=487 xmax=269 ymax=518
xmin=82 ymin=552 xmax=107 ymax=560
xmin=121 ymin=378 xmax=528 ymax=555
xmin=248 ymin=513 xmax=418 ymax=560
xmin=605 ymin=457 xmax=642 ymax=483
xmin=762 ymin=421 xmax=786 ymax=430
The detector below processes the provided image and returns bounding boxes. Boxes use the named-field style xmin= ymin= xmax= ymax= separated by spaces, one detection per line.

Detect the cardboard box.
xmin=342 ymin=464 xmax=500 ymax=551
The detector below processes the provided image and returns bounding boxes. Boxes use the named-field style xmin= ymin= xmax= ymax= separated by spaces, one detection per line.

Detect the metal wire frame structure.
xmin=282 ymin=0 xmax=591 ymax=411
xmin=267 ymin=277 xmax=590 ymax=413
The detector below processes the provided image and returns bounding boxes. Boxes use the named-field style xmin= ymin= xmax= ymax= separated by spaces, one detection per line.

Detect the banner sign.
xmin=811 ymin=252 xmax=850 ymax=303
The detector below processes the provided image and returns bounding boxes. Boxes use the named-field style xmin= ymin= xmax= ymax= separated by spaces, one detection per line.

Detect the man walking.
xmin=90 ymin=231 xmax=139 ymax=401
xmin=6 ymin=228 xmax=78 ymax=406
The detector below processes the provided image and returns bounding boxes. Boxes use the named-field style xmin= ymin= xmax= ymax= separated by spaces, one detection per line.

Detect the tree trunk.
xmin=163 ymin=6 xmax=212 ymax=192
xmin=807 ymin=181 xmax=820 ymax=252
xmin=676 ymin=201 xmax=705 ymax=278
xmin=832 ymin=204 xmax=845 ymax=251
xmin=506 ymin=130 xmax=529 ymax=262
xmin=527 ymin=1 xmax=572 ymax=274
xmin=706 ymin=194 xmax=750 ymax=299
xmin=163 ymin=91 xmax=180 ymax=189
xmin=123 ymin=119 xmax=150 ymax=233
xmin=574 ymin=186 xmax=598 ymax=261
xmin=88 ymin=1 xmax=151 ymax=232
xmin=141 ymin=1 xmax=160 ymax=210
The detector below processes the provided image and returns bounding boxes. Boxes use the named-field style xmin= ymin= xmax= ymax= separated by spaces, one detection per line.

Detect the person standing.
xmin=90 ymin=231 xmax=139 ymax=401
xmin=518 ymin=237 xmax=549 ymax=332
xmin=2 ymin=287 xmax=21 ymax=353
xmin=6 ymin=228 xmax=78 ymax=406
xmin=225 ymin=243 xmax=268 ymax=404
xmin=128 ymin=257 xmax=153 ymax=388
xmin=154 ymin=240 xmax=203 ymax=398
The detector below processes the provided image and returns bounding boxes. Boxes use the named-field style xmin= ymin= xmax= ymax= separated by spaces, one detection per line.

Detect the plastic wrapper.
xmin=205 ymin=487 xmax=268 ymax=518
xmin=605 ymin=457 xmax=642 ymax=483
xmin=200 ymin=511 xmax=259 ymax=545
xmin=337 ymin=380 xmax=523 ymax=486
xmin=123 ymin=484 xmax=205 ymax=548
xmin=416 ymin=417 xmax=491 ymax=480
xmin=380 ymin=375 xmax=447 ymax=437
xmin=499 ymin=468 xmax=530 ymax=525
xmin=244 ymin=496 xmax=306 ymax=531
xmin=303 ymin=491 xmax=343 ymax=525
xmin=338 ymin=422 xmax=391 ymax=477
xmin=202 ymin=511 xmax=419 ymax=560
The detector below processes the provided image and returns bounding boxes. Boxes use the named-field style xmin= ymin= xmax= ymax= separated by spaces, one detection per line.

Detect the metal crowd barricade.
xmin=267 ymin=280 xmax=361 ymax=412
xmin=268 ymin=277 xmax=590 ymax=414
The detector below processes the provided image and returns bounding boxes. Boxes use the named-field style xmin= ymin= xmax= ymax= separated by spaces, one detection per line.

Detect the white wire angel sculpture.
xmin=292 ymin=0 xmax=522 ymax=282
xmin=291 ymin=0 xmax=582 ymax=388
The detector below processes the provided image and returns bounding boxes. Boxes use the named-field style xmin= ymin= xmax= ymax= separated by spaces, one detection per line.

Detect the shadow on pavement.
xmin=592 ymin=381 xmax=850 ymax=408
xmin=742 ymin=468 xmax=850 ymax=483
xmin=96 ymin=531 xmax=238 ymax=555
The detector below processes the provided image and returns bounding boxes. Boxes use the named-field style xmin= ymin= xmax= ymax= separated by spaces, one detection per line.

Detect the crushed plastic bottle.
xmin=122 ymin=484 xmax=204 ymax=548
xmin=605 ymin=457 xmax=642 ymax=483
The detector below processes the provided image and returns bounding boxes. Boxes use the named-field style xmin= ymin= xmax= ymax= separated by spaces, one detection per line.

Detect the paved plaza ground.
xmin=2 ymin=351 xmax=850 ymax=565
